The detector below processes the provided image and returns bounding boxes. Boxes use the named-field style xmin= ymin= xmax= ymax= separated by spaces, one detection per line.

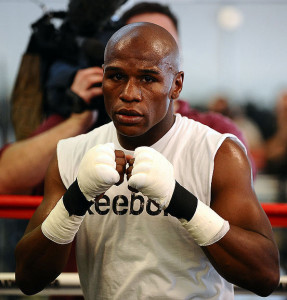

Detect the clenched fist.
xmin=77 ymin=143 xmax=126 ymax=201
xmin=127 ymin=147 xmax=175 ymax=209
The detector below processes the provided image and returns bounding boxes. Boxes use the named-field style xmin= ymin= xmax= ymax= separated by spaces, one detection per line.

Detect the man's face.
xmin=102 ymin=37 xmax=179 ymax=143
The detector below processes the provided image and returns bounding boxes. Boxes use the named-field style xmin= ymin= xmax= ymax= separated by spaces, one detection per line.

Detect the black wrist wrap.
xmin=63 ymin=180 xmax=94 ymax=216
xmin=165 ymin=181 xmax=198 ymax=221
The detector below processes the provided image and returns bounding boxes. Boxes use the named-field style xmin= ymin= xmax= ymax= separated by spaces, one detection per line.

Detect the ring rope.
xmin=0 ymin=273 xmax=287 ymax=296
xmin=1 ymin=195 xmax=287 ymax=226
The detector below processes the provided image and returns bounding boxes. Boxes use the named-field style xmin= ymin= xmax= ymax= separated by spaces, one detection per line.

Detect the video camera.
xmin=27 ymin=0 xmax=127 ymax=126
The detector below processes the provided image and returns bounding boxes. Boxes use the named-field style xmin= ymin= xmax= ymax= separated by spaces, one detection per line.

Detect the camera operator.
xmin=0 ymin=0 xmax=127 ymax=195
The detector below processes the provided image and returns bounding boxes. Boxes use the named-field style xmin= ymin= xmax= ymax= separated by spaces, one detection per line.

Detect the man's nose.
xmin=120 ymin=78 xmax=142 ymax=102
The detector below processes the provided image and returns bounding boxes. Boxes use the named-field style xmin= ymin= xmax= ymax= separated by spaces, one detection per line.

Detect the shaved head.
xmin=104 ymin=22 xmax=180 ymax=73
xmin=102 ymin=22 xmax=184 ymax=149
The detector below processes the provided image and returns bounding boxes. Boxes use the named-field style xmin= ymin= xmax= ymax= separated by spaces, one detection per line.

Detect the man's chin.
xmin=118 ymin=129 xmax=144 ymax=138
xmin=115 ymin=124 xmax=147 ymax=138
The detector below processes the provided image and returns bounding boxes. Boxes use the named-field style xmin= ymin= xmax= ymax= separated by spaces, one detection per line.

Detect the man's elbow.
xmin=15 ymin=272 xmax=45 ymax=296
xmin=15 ymin=249 xmax=48 ymax=295
xmin=252 ymin=266 xmax=280 ymax=297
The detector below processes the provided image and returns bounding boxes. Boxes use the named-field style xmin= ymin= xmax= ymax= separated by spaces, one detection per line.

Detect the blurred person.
xmin=245 ymin=102 xmax=277 ymax=142
xmin=0 ymin=68 xmax=101 ymax=195
xmin=208 ymin=94 xmax=232 ymax=117
xmin=264 ymin=89 xmax=287 ymax=177
xmin=208 ymin=94 xmax=264 ymax=171
xmin=15 ymin=22 xmax=279 ymax=299
xmin=232 ymin=106 xmax=266 ymax=172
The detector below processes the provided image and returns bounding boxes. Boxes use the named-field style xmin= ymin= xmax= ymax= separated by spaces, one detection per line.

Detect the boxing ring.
xmin=0 ymin=194 xmax=287 ymax=297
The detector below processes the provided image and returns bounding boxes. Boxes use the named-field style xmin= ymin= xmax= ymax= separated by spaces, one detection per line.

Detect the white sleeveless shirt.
xmin=57 ymin=114 xmax=245 ymax=300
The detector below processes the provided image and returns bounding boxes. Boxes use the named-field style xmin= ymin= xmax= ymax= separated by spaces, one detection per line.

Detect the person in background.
xmin=0 ymin=0 xmax=127 ymax=195
xmin=0 ymin=68 xmax=101 ymax=195
xmin=264 ymin=89 xmax=287 ymax=178
xmin=208 ymin=93 xmax=265 ymax=172
xmin=15 ymin=22 xmax=279 ymax=299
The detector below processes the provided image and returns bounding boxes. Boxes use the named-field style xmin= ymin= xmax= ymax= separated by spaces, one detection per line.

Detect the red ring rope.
xmin=261 ymin=203 xmax=287 ymax=227
xmin=0 ymin=195 xmax=287 ymax=227
xmin=0 ymin=195 xmax=42 ymax=219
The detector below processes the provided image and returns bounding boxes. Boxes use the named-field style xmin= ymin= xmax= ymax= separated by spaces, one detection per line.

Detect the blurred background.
xmin=0 ymin=0 xmax=287 ymax=299
xmin=1 ymin=0 xmax=287 ymax=146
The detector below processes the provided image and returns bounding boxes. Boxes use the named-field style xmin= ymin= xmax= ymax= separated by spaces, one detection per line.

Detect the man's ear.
xmin=170 ymin=71 xmax=184 ymax=100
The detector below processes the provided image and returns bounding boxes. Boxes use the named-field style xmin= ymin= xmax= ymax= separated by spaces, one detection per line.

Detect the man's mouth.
xmin=115 ymin=109 xmax=143 ymax=124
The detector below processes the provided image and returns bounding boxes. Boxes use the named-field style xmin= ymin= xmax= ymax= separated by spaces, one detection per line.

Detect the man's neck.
xmin=117 ymin=114 xmax=176 ymax=151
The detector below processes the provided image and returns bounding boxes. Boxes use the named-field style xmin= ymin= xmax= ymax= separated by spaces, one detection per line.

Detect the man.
xmin=15 ymin=23 xmax=279 ymax=299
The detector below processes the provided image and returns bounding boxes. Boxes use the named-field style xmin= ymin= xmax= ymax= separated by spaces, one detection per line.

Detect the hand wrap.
xmin=168 ymin=181 xmax=230 ymax=247
xmin=41 ymin=143 xmax=120 ymax=244
xmin=41 ymin=197 xmax=84 ymax=244
xmin=77 ymin=143 xmax=120 ymax=201
xmin=128 ymin=146 xmax=229 ymax=247
xmin=128 ymin=147 xmax=175 ymax=209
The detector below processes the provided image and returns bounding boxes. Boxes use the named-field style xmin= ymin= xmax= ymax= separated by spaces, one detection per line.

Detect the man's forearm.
xmin=15 ymin=226 xmax=72 ymax=295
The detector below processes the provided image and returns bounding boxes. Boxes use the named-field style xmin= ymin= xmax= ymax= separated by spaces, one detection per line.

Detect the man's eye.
xmin=113 ymin=73 xmax=124 ymax=81
xmin=142 ymin=75 xmax=155 ymax=83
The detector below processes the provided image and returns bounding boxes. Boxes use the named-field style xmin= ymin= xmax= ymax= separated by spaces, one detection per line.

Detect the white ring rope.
xmin=0 ymin=273 xmax=287 ymax=296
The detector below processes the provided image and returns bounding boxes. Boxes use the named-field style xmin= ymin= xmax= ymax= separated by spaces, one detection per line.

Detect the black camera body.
xmin=27 ymin=0 xmax=126 ymax=127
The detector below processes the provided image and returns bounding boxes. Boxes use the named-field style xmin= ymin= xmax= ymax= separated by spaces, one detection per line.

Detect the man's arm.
xmin=127 ymin=141 xmax=280 ymax=297
xmin=204 ymin=139 xmax=280 ymax=296
xmin=15 ymin=143 xmax=126 ymax=295
xmin=0 ymin=111 xmax=95 ymax=194
xmin=15 ymin=154 xmax=72 ymax=295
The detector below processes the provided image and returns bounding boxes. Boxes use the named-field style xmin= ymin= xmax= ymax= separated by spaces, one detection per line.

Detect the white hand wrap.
xmin=41 ymin=198 xmax=84 ymax=244
xmin=128 ymin=147 xmax=175 ymax=209
xmin=77 ymin=143 xmax=120 ymax=201
xmin=180 ymin=200 xmax=230 ymax=246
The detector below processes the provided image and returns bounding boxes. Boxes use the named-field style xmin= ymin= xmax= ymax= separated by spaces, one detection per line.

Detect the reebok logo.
xmin=93 ymin=193 xmax=168 ymax=216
